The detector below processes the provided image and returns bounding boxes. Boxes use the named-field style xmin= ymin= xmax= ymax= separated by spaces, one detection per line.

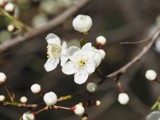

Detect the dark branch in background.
xmin=101 ymin=28 xmax=160 ymax=83
xmin=0 ymin=0 xmax=90 ymax=53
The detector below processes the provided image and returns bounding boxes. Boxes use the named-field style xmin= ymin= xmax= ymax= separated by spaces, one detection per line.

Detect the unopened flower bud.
xmin=86 ymin=82 xmax=97 ymax=93
xmin=73 ymin=104 xmax=85 ymax=116
xmin=118 ymin=93 xmax=129 ymax=105
xmin=7 ymin=24 xmax=16 ymax=32
xmin=31 ymin=84 xmax=41 ymax=94
xmin=20 ymin=96 xmax=28 ymax=103
xmin=0 ymin=72 xmax=6 ymax=85
xmin=0 ymin=95 xmax=5 ymax=102
xmin=95 ymin=100 xmax=101 ymax=106
xmin=99 ymin=49 xmax=106 ymax=59
xmin=145 ymin=70 xmax=157 ymax=81
xmin=72 ymin=14 xmax=92 ymax=33
xmin=0 ymin=0 xmax=7 ymax=7
xmin=43 ymin=91 xmax=57 ymax=106
xmin=22 ymin=111 xmax=35 ymax=120
xmin=4 ymin=2 xmax=14 ymax=13
xmin=82 ymin=116 xmax=88 ymax=120
xmin=96 ymin=36 xmax=106 ymax=46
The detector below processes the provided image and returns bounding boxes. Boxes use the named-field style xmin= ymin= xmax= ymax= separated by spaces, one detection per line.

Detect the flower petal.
xmin=60 ymin=41 xmax=68 ymax=66
xmin=44 ymin=57 xmax=59 ymax=72
xmin=45 ymin=33 xmax=61 ymax=45
xmin=67 ymin=46 xmax=80 ymax=59
xmin=74 ymin=70 xmax=88 ymax=84
xmin=86 ymin=60 xmax=96 ymax=73
xmin=61 ymin=41 xmax=67 ymax=55
xmin=82 ymin=43 xmax=92 ymax=51
xmin=60 ymin=55 xmax=68 ymax=66
xmin=62 ymin=61 xmax=75 ymax=75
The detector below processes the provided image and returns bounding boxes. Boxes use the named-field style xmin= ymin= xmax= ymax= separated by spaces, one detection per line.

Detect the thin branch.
xmin=104 ymin=28 xmax=160 ymax=81
xmin=0 ymin=0 xmax=90 ymax=53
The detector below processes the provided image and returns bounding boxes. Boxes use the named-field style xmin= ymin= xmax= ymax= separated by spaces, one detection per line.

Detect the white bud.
xmin=0 ymin=0 xmax=7 ymax=6
xmin=96 ymin=100 xmax=101 ymax=106
xmin=4 ymin=2 xmax=14 ymax=12
xmin=146 ymin=111 xmax=160 ymax=120
xmin=73 ymin=104 xmax=85 ymax=116
xmin=0 ymin=95 xmax=5 ymax=102
xmin=72 ymin=14 xmax=92 ymax=33
xmin=118 ymin=93 xmax=129 ymax=105
xmin=145 ymin=70 xmax=157 ymax=81
xmin=86 ymin=82 xmax=97 ymax=92
xmin=0 ymin=72 xmax=6 ymax=84
xmin=22 ymin=111 xmax=35 ymax=120
xmin=98 ymin=49 xmax=106 ymax=59
xmin=20 ymin=96 xmax=28 ymax=103
xmin=96 ymin=36 xmax=106 ymax=45
xmin=31 ymin=84 xmax=41 ymax=94
xmin=7 ymin=24 xmax=15 ymax=32
xmin=43 ymin=91 xmax=57 ymax=106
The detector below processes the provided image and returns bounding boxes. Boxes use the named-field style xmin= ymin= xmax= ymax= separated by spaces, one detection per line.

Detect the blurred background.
xmin=0 ymin=0 xmax=160 ymax=120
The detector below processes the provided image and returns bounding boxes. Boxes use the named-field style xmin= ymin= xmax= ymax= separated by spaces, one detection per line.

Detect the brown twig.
xmin=0 ymin=0 xmax=90 ymax=53
xmin=104 ymin=28 xmax=160 ymax=81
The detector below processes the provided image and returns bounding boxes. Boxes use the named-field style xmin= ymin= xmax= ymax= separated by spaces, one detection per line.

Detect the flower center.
xmin=47 ymin=44 xmax=61 ymax=58
xmin=79 ymin=59 xmax=86 ymax=67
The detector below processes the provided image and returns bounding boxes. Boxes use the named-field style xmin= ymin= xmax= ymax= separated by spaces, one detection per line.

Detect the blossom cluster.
xmin=44 ymin=14 xmax=106 ymax=84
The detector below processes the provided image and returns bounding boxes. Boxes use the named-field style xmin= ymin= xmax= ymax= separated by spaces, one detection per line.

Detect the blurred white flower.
xmin=43 ymin=91 xmax=57 ymax=106
xmin=62 ymin=43 xmax=97 ymax=84
xmin=145 ymin=70 xmax=157 ymax=81
xmin=118 ymin=93 xmax=129 ymax=105
xmin=22 ymin=111 xmax=35 ymax=120
xmin=73 ymin=104 xmax=85 ymax=116
xmin=86 ymin=82 xmax=97 ymax=92
xmin=44 ymin=33 xmax=68 ymax=72
xmin=72 ymin=14 xmax=92 ymax=33
xmin=146 ymin=111 xmax=160 ymax=120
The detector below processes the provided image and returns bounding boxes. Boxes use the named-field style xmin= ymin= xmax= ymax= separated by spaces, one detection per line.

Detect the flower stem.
xmin=151 ymin=97 xmax=160 ymax=110
xmin=33 ymin=106 xmax=49 ymax=115
xmin=4 ymin=85 xmax=15 ymax=102
xmin=54 ymin=105 xmax=71 ymax=110
xmin=0 ymin=7 xmax=30 ymax=31
xmin=58 ymin=95 xmax=72 ymax=102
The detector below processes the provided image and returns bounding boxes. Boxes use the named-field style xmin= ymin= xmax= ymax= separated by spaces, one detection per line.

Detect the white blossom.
xmin=145 ymin=70 xmax=157 ymax=81
xmin=43 ymin=91 xmax=57 ymax=106
xmin=72 ymin=14 xmax=92 ymax=33
xmin=62 ymin=43 xmax=105 ymax=84
xmin=73 ymin=104 xmax=85 ymax=116
xmin=22 ymin=111 xmax=35 ymax=120
xmin=44 ymin=33 xmax=68 ymax=72
xmin=96 ymin=36 xmax=107 ymax=45
xmin=62 ymin=43 xmax=96 ymax=84
xmin=118 ymin=93 xmax=129 ymax=105
xmin=31 ymin=83 xmax=41 ymax=94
